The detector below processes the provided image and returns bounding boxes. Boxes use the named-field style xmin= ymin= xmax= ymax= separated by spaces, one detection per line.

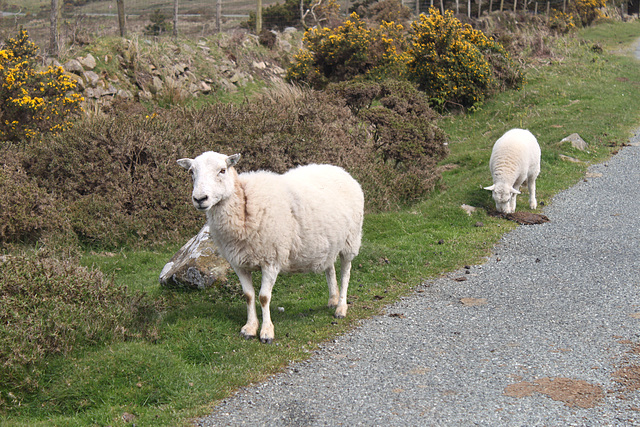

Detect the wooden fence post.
xmin=49 ymin=0 xmax=60 ymax=56
xmin=256 ymin=0 xmax=262 ymax=33
xmin=216 ymin=0 xmax=222 ymax=32
xmin=116 ymin=0 xmax=126 ymax=37
xmin=173 ymin=0 xmax=178 ymax=38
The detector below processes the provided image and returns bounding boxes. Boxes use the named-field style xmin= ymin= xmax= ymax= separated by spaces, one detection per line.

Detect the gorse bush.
xmin=0 ymin=29 xmax=84 ymax=142
xmin=286 ymin=13 xmax=407 ymax=88
xmin=548 ymin=10 xmax=577 ymax=33
xmin=287 ymin=9 xmax=521 ymax=109
xmin=407 ymin=8 xmax=523 ymax=110
xmin=571 ymin=0 xmax=607 ymax=26
xmin=0 ymin=250 xmax=161 ymax=405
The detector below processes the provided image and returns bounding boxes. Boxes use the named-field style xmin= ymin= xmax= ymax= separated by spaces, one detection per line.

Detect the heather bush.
xmin=0 ymin=250 xmax=161 ymax=405
xmin=22 ymin=108 xmax=203 ymax=249
xmin=0 ymin=151 xmax=69 ymax=246
xmin=336 ymin=80 xmax=449 ymax=206
xmin=406 ymin=8 xmax=523 ymax=110
xmin=7 ymin=83 xmax=448 ymax=249
xmin=0 ymin=29 xmax=84 ymax=142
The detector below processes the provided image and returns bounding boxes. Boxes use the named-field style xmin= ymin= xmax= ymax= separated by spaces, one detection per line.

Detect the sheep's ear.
xmin=483 ymin=185 xmax=495 ymax=191
xmin=177 ymin=159 xmax=193 ymax=170
xmin=510 ymin=187 xmax=521 ymax=195
xmin=226 ymin=154 xmax=241 ymax=168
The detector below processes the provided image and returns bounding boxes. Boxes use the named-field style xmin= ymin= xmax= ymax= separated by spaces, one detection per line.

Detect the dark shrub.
xmin=0 ymin=150 xmax=69 ymax=246
xmin=12 ymin=83 xmax=448 ymax=248
xmin=23 ymin=109 xmax=202 ymax=249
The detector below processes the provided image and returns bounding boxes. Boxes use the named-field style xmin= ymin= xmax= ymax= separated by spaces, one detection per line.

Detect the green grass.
xmin=2 ymin=20 xmax=640 ymax=426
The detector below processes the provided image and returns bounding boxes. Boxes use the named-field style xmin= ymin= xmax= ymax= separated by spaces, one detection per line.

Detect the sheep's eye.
xmin=219 ymin=168 xmax=226 ymax=175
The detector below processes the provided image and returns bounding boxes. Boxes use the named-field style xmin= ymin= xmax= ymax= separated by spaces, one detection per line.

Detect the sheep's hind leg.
xmin=236 ymin=268 xmax=258 ymax=340
xmin=528 ymin=178 xmax=537 ymax=210
xmin=325 ymin=264 xmax=339 ymax=308
xmin=258 ymin=265 xmax=279 ymax=344
xmin=334 ymin=253 xmax=354 ymax=319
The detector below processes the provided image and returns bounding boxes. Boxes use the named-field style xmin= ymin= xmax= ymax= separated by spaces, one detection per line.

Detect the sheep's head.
xmin=484 ymin=183 xmax=520 ymax=214
xmin=178 ymin=152 xmax=241 ymax=212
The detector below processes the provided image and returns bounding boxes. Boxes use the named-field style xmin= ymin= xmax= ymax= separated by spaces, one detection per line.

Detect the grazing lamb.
xmin=484 ymin=128 xmax=541 ymax=214
xmin=178 ymin=152 xmax=364 ymax=344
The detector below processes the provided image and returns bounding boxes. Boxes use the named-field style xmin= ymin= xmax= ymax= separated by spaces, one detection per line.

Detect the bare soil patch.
xmin=490 ymin=211 xmax=550 ymax=225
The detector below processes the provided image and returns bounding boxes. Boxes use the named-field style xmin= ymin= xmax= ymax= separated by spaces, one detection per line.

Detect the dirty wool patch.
xmin=503 ymin=377 xmax=604 ymax=408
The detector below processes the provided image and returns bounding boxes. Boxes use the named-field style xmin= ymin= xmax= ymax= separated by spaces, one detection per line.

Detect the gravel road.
xmin=197 ymin=119 xmax=640 ymax=426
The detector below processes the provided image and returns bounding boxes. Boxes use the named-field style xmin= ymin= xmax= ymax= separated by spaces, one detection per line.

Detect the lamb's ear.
xmin=510 ymin=187 xmax=521 ymax=195
xmin=226 ymin=153 xmax=241 ymax=168
xmin=177 ymin=159 xmax=193 ymax=170
xmin=483 ymin=185 xmax=495 ymax=191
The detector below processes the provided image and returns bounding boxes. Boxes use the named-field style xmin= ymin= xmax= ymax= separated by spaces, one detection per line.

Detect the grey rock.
xmin=85 ymin=87 xmax=102 ymax=98
xmin=78 ymin=53 xmax=96 ymax=70
xmin=198 ymin=81 xmax=212 ymax=94
xmin=64 ymin=59 xmax=84 ymax=74
xmin=45 ymin=57 xmax=62 ymax=68
xmin=562 ymin=133 xmax=588 ymax=150
xmin=116 ymin=89 xmax=133 ymax=99
xmin=159 ymin=225 xmax=230 ymax=290
xmin=83 ymin=70 xmax=100 ymax=87
xmin=559 ymin=154 xmax=583 ymax=163
xmin=150 ymin=76 xmax=163 ymax=94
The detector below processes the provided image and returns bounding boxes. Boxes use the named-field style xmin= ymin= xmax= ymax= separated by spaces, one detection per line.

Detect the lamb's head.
xmin=484 ymin=182 xmax=520 ymax=214
xmin=177 ymin=151 xmax=241 ymax=212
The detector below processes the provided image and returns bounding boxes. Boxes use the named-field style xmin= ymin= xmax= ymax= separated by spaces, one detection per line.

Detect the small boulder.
xmin=63 ymin=59 xmax=84 ymax=74
xmin=83 ymin=70 xmax=100 ymax=87
xmin=78 ymin=53 xmax=96 ymax=70
xmin=160 ymin=225 xmax=230 ymax=290
xmin=561 ymin=133 xmax=588 ymax=151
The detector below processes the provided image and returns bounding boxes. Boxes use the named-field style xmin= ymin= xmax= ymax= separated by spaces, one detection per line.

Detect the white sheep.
xmin=177 ymin=152 xmax=364 ymax=344
xmin=484 ymin=128 xmax=541 ymax=214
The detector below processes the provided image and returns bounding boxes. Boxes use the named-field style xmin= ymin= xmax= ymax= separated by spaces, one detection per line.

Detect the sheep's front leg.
xmin=334 ymin=253 xmax=354 ymax=319
xmin=258 ymin=265 xmax=280 ymax=344
xmin=325 ymin=264 xmax=339 ymax=308
xmin=236 ymin=268 xmax=258 ymax=339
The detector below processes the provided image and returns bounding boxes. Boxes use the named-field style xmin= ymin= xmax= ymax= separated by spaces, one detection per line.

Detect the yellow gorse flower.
xmin=0 ymin=29 xmax=83 ymax=141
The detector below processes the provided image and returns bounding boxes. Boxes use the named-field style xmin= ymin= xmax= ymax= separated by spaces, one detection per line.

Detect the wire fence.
xmin=0 ymin=0 xmax=631 ymax=57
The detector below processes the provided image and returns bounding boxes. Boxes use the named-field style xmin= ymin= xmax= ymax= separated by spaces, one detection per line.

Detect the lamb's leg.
xmin=236 ymin=268 xmax=258 ymax=339
xmin=528 ymin=178 xmax=537 ymax=210
xmin=509 ymin=194 xmax=517 ymax=213
xmin=258 ymin=265 xmax=279 ymax=344
xmin=334 ymin=253 xmax=354 ymax=319
xmin=325 ymin=264 xmax=339 ymax=308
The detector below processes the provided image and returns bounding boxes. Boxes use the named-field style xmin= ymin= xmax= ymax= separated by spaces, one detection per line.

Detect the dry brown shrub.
xmin=11 ymin=83 xmax=448 ymax=248
xmin=0 ymin=149 xmax=70 ymax=246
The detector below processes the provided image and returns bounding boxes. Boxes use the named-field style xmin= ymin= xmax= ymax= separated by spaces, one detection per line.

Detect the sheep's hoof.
xmin=260 ymin=337 xmax=273 ymax=344
xmin=240 ymin=332 xmax=256 ymax=340
xmin=334 ymin=313 xmax=346 ymax=319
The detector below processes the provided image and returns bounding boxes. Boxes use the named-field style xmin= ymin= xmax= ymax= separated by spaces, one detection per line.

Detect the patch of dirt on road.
xmin=504 ymin=377 xmax=604 ymax=408
xmin=612 ymin=342 xmax=640 ymax=395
